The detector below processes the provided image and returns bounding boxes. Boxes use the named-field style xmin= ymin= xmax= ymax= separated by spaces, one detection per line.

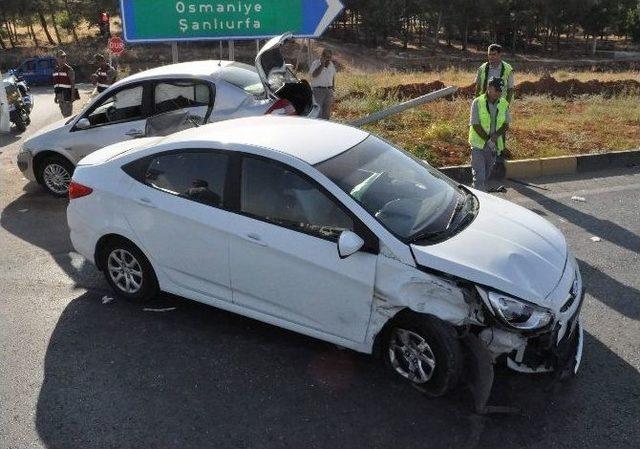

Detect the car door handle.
xmin=125 ymin=129 xmax=144 ymax=138
xmin=244 ymin=233 xmax=267 ymax=247
xmin=135 ymin=197 xmax=157 ymax=208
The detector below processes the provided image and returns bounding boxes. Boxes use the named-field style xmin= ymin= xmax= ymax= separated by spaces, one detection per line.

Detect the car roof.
xmin=114 ymin=60 xmax=236 ymax=86
xmin=157 ymin=116 xmax=370 ymax=165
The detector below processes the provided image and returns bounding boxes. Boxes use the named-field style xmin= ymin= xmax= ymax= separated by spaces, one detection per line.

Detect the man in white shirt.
xmin=309 ymin=49 xmax=336 ymax=119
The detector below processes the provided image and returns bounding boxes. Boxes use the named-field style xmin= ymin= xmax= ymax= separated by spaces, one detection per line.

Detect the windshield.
xmin=316 ymin=136 xmax=462 ymax=241
xmin=218 ymin=62 xmax=265 ymax=96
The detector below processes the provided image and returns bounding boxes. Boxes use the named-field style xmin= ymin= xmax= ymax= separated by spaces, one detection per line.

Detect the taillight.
xmin=68 ymin=181 xmax=93 ymax=199
xmin=265 ymin=99 xmax=297 ymax=115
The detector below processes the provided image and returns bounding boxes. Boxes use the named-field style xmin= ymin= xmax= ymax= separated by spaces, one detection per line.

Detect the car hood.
xmin=411 ymin=190 xmax=567 ymax=304
xmin=23 ymin=117 xmax=71 ymax=150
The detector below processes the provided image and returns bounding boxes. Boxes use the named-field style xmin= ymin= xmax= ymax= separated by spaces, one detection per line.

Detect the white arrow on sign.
xmin=314 ymin=0 xmax=344 ymax=37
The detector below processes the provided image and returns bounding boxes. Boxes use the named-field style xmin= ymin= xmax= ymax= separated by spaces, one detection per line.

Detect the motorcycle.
xmin=6 ymin=71 xmax=33 ymax=112
xmin=4 ymin=80 xmax=31 ymax=132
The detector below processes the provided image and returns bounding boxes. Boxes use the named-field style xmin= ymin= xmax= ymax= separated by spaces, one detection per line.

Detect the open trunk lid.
xmin=255 ymin=33 xmax=314 ymax=115
xmin=255 ymin=33 xmax=293 ymax=96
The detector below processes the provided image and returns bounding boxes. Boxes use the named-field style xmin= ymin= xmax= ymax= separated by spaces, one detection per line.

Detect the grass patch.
xmin=334 ymin=91 xmax=640 ymax=166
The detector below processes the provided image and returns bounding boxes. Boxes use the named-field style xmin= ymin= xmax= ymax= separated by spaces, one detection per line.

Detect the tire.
xmin=38 ymin=156 xmax=74 ymax=197
xmin=100 ymin=238 xmax=159 ymax=302
xmin=14 ymin=114 xmax=26 ymax=132
xmin=383 ymin=314 xmax=463 ymax=397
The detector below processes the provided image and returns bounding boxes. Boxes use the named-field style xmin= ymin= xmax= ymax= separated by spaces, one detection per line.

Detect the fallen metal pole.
xmin=348 ymin=86 xmax=458 ymax=127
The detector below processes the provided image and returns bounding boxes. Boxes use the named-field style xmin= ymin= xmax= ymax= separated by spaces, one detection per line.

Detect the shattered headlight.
xmin=487 ymin=291 xmax=553 ymax=330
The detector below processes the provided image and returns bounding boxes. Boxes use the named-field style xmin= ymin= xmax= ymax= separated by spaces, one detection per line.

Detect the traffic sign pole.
xmin=172 ymin=42 xmax=179 ymax=63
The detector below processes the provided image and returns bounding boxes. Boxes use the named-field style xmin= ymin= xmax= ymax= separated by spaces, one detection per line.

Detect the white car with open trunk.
xmin=18 ymin=33 xmax=317 ymax=196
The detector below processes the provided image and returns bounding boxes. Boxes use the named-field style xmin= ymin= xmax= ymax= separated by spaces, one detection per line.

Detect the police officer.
xmin=475 ymin=44 xmax=515 ymax=104
xmin=53 ymin=50 xmax=76 ymax=118
xmin=469 ymin=77 xmax=511 ymax=192
xmin=91 ymin=54 xmax=117 ymax=94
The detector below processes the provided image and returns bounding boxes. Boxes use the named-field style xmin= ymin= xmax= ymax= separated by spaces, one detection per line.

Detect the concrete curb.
xmin=438 ymin=149 xmax=640 ymax=183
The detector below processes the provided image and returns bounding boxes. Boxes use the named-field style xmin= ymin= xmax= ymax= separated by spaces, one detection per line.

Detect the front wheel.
xmin=383 ymin=314 xmax=463 ymax=397
xmin=38 ymin=156 xmax=74 ymax=197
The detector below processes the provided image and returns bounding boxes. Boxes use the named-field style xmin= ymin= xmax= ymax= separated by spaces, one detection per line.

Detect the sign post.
xmin=171 ymin=42 xmax=179 ymax=63
xmin=119 ymin=0 xmax=344 ymax=42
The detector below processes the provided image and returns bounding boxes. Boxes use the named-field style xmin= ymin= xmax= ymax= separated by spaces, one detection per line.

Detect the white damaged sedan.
xmin=67 ymin=116 xmax=583 ymax=409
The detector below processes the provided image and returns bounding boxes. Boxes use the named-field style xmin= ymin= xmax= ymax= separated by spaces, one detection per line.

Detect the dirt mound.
xmin=350 ymin=75 xmax=640 ymax=102
xmin=377 ymin=81 xmax=446 ymax=100
xmin=515 ymin=75 xmax=640 ymax=99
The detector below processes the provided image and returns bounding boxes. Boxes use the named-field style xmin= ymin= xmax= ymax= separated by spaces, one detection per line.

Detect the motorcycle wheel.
xmin=14 ymin=113 xmax=26 ymax=132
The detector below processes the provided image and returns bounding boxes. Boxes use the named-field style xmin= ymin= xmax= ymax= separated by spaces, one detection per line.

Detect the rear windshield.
xmin=218 ymin=63 xmax=265 ymax=96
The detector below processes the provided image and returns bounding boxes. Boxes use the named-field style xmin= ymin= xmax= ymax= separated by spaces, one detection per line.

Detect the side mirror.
xmin=75 ymin=118 xmax=90 ymax=129
xmin=337 ymin=230 xmax=364 ymax=259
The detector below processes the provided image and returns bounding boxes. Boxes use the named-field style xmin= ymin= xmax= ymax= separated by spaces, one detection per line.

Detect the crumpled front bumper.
xmin=506 ymin=291 xmax=585 ymax=375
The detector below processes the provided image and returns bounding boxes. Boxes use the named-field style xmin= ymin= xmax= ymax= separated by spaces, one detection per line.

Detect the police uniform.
xmin=53 ymin=63 xmax=75 ymax=118
xmin=94 ymin=64 xmax=117 ymax=93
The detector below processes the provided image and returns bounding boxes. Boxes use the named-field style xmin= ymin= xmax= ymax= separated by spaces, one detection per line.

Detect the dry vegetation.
xmin=333 ymin=70 xmax=640 ymax=166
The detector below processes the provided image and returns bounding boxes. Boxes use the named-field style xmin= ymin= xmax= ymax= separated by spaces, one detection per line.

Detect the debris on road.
xmin=571 ymin=196 xmax=587 ymax=202
xmin=590 ymin=236 xmax=602 ymax=242
xmin=102 ymin=295 xmax=114 ymax=304
xmin=143 ymin=307 xmax=177 ymax=313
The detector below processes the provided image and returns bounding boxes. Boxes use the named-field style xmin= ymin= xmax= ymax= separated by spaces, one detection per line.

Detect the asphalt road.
xmin=1 ymin=89 xmax=639 ymax=449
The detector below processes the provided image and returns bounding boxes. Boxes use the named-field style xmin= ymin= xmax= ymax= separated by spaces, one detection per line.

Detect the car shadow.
xmin=0 ymin=187 xmax=103 ymax=289
xmin=35 ymin=290 xmax=640 ymax=449
xmin=508 ymin=175 xmax=640 ymax=255
xmin=578 ymin=258 xmax=640 ymax=320
xmin=0 ymin=129 xmax=23 ymax=147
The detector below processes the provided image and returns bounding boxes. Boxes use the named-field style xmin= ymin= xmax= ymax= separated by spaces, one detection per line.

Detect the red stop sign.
xmin=108 ymin=37 xmax=125 ymax=56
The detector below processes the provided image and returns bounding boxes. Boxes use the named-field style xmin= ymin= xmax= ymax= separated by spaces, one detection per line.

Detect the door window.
xmin=37 ymin=59 xmax=51 ymax=71
xmin=85 ymin=85 xmax=144 ymax=127
xmin=143 ymin=151 xmax=228 ymax=208
xmin=23 ymin=61 xmax=36 ymax=72
xmin=154 ymin=81 xmax=211 ymax=116
xmin=240 ymin=157 xmax=353 ymax=241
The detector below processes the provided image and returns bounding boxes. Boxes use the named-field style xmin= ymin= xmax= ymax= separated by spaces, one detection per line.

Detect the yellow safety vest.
xmin=477 ymin=61 xmax=513 ymax=100
xmin=468 ymin=94 xmax=509 ymax=154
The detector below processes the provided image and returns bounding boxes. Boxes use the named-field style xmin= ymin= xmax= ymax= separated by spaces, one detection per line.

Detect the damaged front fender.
xmin=366 ymin=251 xmax=480 ymax=350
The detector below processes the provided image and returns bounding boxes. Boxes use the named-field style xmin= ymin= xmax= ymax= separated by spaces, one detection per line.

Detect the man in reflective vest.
xmin=91 ymin=54 xmax=117 ymax=94
xmin=475 ymin=44 xmax=514 ymax=104
xmin=53 ymin=50 xmax=76 ymax=118
xmin=469 ymin=77 xmax=511 ymax=192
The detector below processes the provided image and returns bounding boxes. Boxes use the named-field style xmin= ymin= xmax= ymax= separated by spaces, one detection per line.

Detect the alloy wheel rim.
xmin=43 ymin=163 xmax=71 ymax=195
xmin=388 ymin=328 xmax=436 ymax=384
xmin=107 ymin=249 xmax=143 ymax=294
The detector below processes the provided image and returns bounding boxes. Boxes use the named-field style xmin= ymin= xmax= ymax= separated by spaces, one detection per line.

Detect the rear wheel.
xmin=13 ymin=113 xmax=26 ymax=132
xmin=100 ymin=238 xmax=158 ymax=302
xmin=383 ymin=314 xmax=463 ymax=397
xmin=38 ymin=156 xmax=74 ymax=197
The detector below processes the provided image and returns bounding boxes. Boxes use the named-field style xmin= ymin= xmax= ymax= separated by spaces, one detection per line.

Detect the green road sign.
xmin=120 ymin=0 xmax=344 ymax=42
